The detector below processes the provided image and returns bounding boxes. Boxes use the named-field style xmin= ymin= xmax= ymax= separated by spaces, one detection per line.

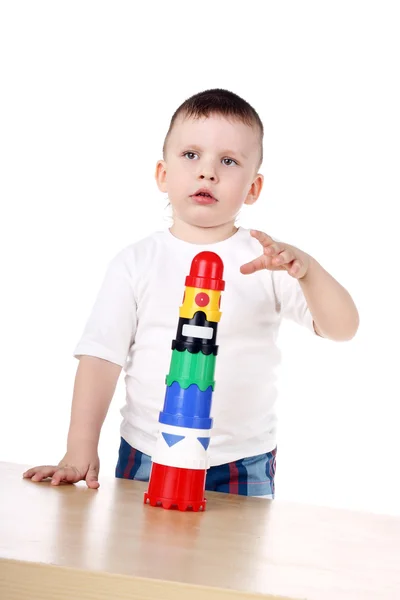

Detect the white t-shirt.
xmin=74 ymin=227 xmax=316 ymax=466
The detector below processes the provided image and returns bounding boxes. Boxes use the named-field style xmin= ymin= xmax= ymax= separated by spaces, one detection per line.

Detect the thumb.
xmin=85 ymin=465 xmax=100 ymax=489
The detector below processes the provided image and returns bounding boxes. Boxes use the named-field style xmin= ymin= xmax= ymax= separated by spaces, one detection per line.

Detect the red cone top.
xmin=185 ymin=251 xmax=225 ymax=291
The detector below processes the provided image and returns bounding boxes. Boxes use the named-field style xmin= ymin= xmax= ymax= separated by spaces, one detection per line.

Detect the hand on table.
xmin=23 ymin=450 xmax=100 ymax=489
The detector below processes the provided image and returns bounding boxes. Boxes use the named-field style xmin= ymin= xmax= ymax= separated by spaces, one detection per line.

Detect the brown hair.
xmin=163 ymin=88 xmax=264 ymax=168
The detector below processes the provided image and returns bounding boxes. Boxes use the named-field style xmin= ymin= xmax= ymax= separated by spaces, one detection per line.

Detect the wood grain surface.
xmin=1 ymin=462 xmax=399 ymax=599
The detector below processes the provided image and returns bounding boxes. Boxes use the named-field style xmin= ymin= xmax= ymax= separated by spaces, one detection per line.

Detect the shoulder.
xmin=109 ymin=229 xmax=171 ymax=272
xmin=118 ymin=229 xmax=169 ymax=257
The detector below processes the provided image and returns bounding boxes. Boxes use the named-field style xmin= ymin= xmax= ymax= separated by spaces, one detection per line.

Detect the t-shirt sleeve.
xmin=73 ymin=250 xmax=137 ymax=367
xmin=271 ymin=269 xmax=316 ymax=334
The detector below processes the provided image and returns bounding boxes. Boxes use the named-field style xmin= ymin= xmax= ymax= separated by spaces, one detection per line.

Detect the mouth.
xmin=191 ymin=188 xmax=217 ymax=205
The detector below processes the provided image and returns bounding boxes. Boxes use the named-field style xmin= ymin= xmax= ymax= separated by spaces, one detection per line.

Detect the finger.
xmin=23 ymin=467 xmax=37 ymax=478
xmin=51 ymin=466 xmax=81 ymax=485
xmin=240 ymin=255 xmax=269 ymax=275
xmin=23 ymin=466 xmax=41 ymax=478
xmin=24 ymin=466 xmax=58 ymax=482
xmin=264 ymin=242 xmax=283 ymax=257
xmin=250 ymin=230 xmax=275 ymax=248
xmin=287 ymin=259 xmax=304 ymax=278
xmin=272 ymin=249 xmax=296 ymax=266
xmin=85 ymin=467 xmax=100 ymax=489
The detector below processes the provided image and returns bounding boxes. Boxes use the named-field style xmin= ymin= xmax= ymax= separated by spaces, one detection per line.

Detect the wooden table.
xmin=1 ymin=462 xmax=399 ymax=599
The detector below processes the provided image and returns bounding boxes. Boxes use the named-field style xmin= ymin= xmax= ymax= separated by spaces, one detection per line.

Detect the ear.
xmin=244 ymin=173 xmax=264 ymax=205
xmin=155 ymin=160 xmax=168 ymax=193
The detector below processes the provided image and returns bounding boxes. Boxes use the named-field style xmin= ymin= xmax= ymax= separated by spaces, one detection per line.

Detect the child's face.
xmin=156 ymin=114 xmax=263 ymax=232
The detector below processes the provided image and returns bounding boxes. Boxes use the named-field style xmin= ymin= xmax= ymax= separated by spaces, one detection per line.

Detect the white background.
xmin=1 ymin=1 xmax=399 ymax=515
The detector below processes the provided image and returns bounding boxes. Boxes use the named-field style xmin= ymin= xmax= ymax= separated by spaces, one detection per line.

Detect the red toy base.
xmin=144 ymin=463 xmax=207 ymax=512
xmin=144 ymin=492 xmax=206 ymax=512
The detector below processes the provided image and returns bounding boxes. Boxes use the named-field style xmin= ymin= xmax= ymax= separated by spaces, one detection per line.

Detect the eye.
xmin=183 ymin=152 xmax=199 ymax=160
xmin=222 ymin=157 xmax=238 ymax=166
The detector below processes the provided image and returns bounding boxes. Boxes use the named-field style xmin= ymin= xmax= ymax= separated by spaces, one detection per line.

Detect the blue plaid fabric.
xmin=115 ymin=437 xmax=276 ymax=497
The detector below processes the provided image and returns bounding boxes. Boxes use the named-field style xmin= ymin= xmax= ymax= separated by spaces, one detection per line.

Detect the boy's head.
xmin=156 ymin=89 xmax=264 ymax=234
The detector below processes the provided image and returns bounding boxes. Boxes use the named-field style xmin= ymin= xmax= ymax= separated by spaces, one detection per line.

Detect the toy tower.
xmin=144 ymin=251 xmax=225 ymax=511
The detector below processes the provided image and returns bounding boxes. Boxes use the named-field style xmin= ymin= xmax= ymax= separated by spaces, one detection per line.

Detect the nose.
xmin=198 ymin=161 xmax=218 ymax=182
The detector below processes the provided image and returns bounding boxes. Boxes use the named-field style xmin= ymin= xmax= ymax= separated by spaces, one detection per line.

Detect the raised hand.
xmin=240 ymin=230 xmax=311 ymax=279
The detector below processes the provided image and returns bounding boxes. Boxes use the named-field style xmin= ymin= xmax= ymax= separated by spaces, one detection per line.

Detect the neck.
xmin=169 ymin=219 xmax=238 ymax=244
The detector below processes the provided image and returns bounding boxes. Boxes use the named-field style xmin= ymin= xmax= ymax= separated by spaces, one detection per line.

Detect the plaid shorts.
xmin=115 ymin=437 xmax=277 ymax=498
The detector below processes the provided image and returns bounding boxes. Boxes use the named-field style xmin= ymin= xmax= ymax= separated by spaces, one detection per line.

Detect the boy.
xmin=23 ymin=89 xmax=359 ymax=497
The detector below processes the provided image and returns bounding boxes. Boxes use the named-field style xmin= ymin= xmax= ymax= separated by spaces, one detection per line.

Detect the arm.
xmin=298 ymin=257 xmax=359 ymax=341
xmin=23 ymin=356 xmax=122 ymax=488
xmin=24 ymin=248 xmax=136 ymax=487
xmin=67 ymin=355 xmax=122 ymax=451
xmin=240 ymin=230 xmax=359 ymax=342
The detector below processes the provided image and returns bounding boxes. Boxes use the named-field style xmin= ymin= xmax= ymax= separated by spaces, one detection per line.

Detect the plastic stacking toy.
xmin=144 ymin=251 xmax=225 ymax=511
